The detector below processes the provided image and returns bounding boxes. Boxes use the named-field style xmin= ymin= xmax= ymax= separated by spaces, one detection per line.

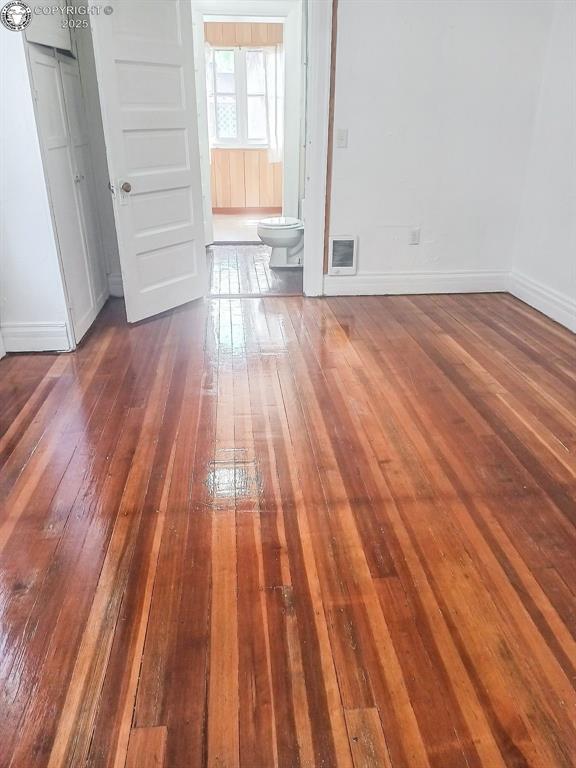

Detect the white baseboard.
xmin=508 ymin=271 xmax=576 ymax=333
xmin=108 ymin=272 xmax=124 ymax=298
xmin=323 ymin=270 xmax=508 ymax=296
xmin=0 ymin=322 xmax=72 ymax=352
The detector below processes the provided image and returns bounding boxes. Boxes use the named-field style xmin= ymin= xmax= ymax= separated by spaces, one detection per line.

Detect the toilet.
xmin=257 ymin=216 xmax=304 ymax=268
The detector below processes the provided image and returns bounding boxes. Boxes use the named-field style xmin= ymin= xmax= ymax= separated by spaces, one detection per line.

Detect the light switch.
xmin=335 ymin=128 xmax=348 ymax=148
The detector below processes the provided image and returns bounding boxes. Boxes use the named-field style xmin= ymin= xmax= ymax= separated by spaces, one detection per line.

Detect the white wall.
xmin=510 ymin=0 xmax=576 ymax=333
xmin=0 ymin=33 xmax=71 ymax=352
xmin=325 ymin=0 xmax=555 ymax=296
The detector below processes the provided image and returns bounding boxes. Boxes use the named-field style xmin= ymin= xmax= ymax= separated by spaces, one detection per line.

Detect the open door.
xmin=90 ymin=0 xmax=207 ymax=322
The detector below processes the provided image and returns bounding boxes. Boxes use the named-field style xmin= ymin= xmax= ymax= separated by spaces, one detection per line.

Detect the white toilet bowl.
xmin=257 ymin=216 xmax=304 ymax=268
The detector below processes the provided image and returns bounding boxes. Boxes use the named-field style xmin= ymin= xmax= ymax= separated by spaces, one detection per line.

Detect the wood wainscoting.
xmin=204 ymin=22 xmax=283 ymax=46
xmin=211 ymin=148 xmax=283 ymax=210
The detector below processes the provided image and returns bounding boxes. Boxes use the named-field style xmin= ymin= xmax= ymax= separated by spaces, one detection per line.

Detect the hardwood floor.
xmin=209 ymin=244 xmax=303 ymax=296
xmin=0 ymin=293 xmax=575 ymax=768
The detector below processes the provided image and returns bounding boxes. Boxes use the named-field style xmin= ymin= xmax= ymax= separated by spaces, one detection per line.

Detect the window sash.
xmin=208 ymin=46 xmax=271 ymax=148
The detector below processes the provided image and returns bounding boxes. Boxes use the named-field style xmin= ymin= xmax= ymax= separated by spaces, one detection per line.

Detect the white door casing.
xmin=28 ymin=46 xmax=101 ymax=343
xmin=90 ymin=0 xmax=207 ymax=323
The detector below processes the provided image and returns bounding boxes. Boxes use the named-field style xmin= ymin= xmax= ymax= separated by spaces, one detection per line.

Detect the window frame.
xmin=208 ymin=45 xmax=270 ymax=149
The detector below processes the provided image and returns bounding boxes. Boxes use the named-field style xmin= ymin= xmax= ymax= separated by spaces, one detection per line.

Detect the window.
xmin=206 ymin=46 xmax=271 ymax=147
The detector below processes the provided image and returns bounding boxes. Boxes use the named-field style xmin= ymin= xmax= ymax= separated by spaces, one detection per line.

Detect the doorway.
xmin=205 ymin=23 xmax=284 ymax=243
xmin=27 ymin=44 xmax=108 ymax=345
xmin=193 ymin=10 xmax=304 ymax=297
xmin=84 ymin=0 xmax=331 ymax=322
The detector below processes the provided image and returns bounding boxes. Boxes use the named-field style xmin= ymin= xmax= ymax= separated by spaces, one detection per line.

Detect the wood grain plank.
xmin=204 ymin=22 xmax=223 ymax=45
xmin=1 ymin=293 xmax=576 ymax=768
xmin=345 ymin=708 xmax=393 ymax=768
xmin=251 ymin=23 xmax=269 ymax=45
xmin=244 ymin=150 xmax=260 ymax=207
xmin=125 ymin=726 xmax=167 ymax=768
xmin=221 ymin=21 xmax=237 ymax=46
xmin=235 ymin=22 xmax=252 ymax=46
xmin=229 ymin=150 xmax=246 ymax=207
xmin=259 ymin=149 xmax=275 ymax=207
xmin=213 ymin=149 xmax=231 ymax=209
xmin=272 ymin=161 xmax=283 ymax=207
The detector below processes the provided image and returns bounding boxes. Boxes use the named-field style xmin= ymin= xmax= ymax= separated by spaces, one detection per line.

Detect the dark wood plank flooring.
xmin=0 ymin=293 xmax=575 ymax=768
xmin=209 ymin=244 xmax=303 ymax=296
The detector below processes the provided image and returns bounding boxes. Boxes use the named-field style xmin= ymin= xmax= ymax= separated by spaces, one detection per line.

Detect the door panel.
xmin=59 ymin=57 xmax=108 ymax=310
xmin=29 ymin=48 xmax=97 ymax=343
xmin=90 ymin=0 xmax=207 ymax=322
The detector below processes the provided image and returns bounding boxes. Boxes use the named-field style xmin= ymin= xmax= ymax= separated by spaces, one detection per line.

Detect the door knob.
xmin=121 ymin=181 xmax=132 ymax=193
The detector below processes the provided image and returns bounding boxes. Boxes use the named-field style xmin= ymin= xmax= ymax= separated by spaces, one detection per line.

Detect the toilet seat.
xmin=257 ymin=216 xmax=304 ymax=268
xmin=258 ymin=216 xmax=303 ymax=230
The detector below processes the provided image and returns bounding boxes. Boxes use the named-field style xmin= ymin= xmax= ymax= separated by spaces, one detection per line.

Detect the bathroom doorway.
xmin=192 ymin=2 xmax=305 ymax=296
xmin=206 ymin=24 xmax=284 ymax=243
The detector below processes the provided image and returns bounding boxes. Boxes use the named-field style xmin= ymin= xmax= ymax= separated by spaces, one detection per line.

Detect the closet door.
xmin=28 ymin=46 xmax=101 ymax=344
xmin=59 ymin=55 xmax=108 ymax=312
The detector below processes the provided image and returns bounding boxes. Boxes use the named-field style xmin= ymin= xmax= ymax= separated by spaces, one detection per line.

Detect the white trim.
xmin=323 ymin=270 xmax=509 ymax=296
xmin=508 ymin=271 xmax=576 ymax=333
xmin=302 ymin=0 xmax=333 ymax=296
xmin=0 ymin=331 xmax=6 ymax=360
xmin=108 ymin=272 xmax=124 ymax=297
xmin=1 ymin=322 xmax=72 ymax=352
xmin=282 ymin=5 xmax=302 ymax=220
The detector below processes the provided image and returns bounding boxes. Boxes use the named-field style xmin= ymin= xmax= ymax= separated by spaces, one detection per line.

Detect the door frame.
xmin=191 ymin=0 xmax=332 ymax=297
xmin=302 ymin=0 xmax=332 ymax=296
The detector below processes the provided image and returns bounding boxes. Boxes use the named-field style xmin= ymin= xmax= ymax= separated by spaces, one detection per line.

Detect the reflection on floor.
xmin=213 ymin=213 xmax=261 ymax=242
xmin=1 ymin=295 xmax=576 ymax=766
xmin=209 ymin=243 xmax=303 ymax=296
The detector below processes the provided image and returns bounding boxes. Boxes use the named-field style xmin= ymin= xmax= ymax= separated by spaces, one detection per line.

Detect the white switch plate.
xmin=409 ymin=226 xmax=421 ymax=245
xmin=335 ymin=128 xmax=348 ymax=148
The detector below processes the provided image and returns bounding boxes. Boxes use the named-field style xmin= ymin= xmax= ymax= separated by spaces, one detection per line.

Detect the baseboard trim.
xmin=108 ymin=272 xmax=124 ymax=298
xmin=508 ymin=271 xmax=576 ymax=333
xmin=1 ymin=322 xmax=71 ymax=352
xmin=323 ymin=270 xmax=508 ymax=296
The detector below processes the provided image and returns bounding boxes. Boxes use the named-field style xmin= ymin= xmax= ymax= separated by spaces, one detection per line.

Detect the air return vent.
xmin=328 ymin=236 xmax=357 ymax=276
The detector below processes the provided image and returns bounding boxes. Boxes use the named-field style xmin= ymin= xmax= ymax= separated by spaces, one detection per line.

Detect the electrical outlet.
xmin=409 ymin=226 xmax=421 ymax=245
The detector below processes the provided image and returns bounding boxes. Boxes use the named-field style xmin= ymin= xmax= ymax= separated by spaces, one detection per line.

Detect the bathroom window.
xmin=206 ymin=46 xmax=273 ymax=147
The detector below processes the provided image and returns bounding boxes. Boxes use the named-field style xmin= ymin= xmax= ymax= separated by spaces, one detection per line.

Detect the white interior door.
xmin=90 ymin=0 xmax=207 ymax=323
xmin=28 ymin=46 xmax=100 ymax=344
xmin=59 ymin=55 xmax=109 ymax=314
